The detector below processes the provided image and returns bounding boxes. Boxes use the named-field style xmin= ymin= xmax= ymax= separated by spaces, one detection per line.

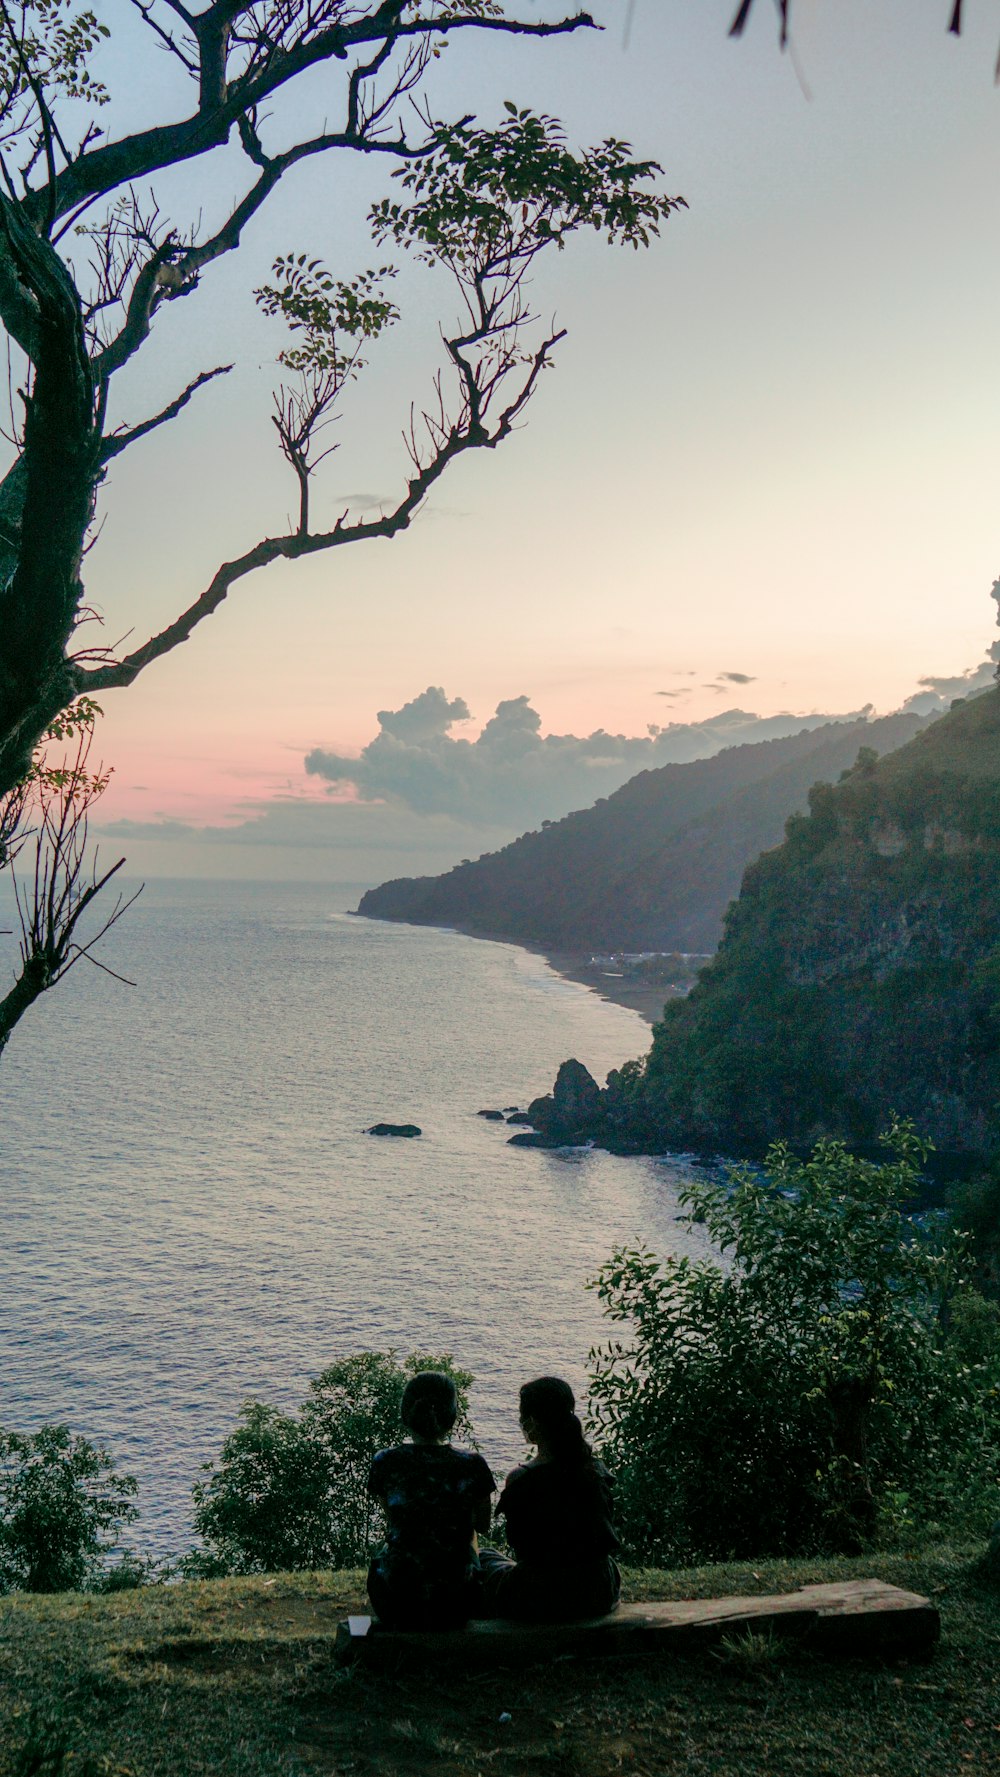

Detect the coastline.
xmin=350 ymin=906 xmax=672 ymax=1027
xmin=540 ymin=949 xmax=674 ymax=1028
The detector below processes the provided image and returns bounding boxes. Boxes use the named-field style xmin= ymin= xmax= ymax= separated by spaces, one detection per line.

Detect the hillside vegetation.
xmin=580 ymin=690 xmax=1000 ymax=1158
xmin=358 ymin=713 xmax=927 ymax=955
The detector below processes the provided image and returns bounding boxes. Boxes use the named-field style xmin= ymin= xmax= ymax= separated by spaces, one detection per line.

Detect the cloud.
xmin=305 ymin=686 xmax=874 ymax=831
xmin=899 ymin=654 xmax=997 ymax=716
xmin=718 ymin=671 xmax=756 ymax=684
xmin=101 ymin=654 xmax=998 ymax=884
xmin=377 ymin=685 xmax=471 ymax=743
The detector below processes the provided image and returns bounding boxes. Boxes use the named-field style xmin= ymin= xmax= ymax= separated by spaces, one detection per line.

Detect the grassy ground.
xmin=1 ymin=1545 xmax=998 ymax=1777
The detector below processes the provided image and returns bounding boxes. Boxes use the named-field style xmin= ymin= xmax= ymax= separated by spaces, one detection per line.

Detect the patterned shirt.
xmin=368 ymin=1443 xmax=495 ymax=1592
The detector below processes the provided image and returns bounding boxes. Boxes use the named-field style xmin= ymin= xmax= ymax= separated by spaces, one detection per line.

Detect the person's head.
xmin=518 ymin=1375 xmax=592 ymax=1466
xmin=400 ymin=1370 xmax=459 ymax=1444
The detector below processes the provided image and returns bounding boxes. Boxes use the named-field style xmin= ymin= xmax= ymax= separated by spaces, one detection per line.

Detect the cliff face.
xmin=590 ymin=691 xmax=1000 ymax=1159
xmin=357 ymin=711 xmax=928 ymax=954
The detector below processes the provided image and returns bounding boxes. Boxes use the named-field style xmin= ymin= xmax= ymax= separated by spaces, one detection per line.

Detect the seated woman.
xmin=367 ymin=1370 xmax=494 ymax=1630
xmin=476 ymin=1375 xmax=621 ymax=1623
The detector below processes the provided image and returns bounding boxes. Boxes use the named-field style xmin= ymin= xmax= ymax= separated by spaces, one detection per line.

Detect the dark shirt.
xmin=368 ymin=1443 xmax=495 ymax=1590
xmin=498 ymin=1458 xmax=620 ymax=1567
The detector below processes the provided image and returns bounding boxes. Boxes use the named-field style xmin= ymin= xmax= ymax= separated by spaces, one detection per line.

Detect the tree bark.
xmin=0 ymin=201 xmax=99 ymax=793
xmin=0 ymin=953 xmax=52 ymax=1057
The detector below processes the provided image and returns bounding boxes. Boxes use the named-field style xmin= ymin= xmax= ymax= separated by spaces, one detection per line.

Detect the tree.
xmin=0 ymin=695 xmax=138 ymax=1056
xmin=588 ymin=1123 xmax=1000 ymax=1563
xmin=0 ymin=0 xmax=682 ymax=805
xmin=189 ymin=1349 xmax=474 ymax=1573
xmin=0 ymin=1422 xmax=138 ymax=1592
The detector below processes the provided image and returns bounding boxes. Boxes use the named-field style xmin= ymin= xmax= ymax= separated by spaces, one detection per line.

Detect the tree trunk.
xmin=0 ymin=953 xmax=52 ymax=1056
xmin=0 ymin=203 xmax=99 ymax=795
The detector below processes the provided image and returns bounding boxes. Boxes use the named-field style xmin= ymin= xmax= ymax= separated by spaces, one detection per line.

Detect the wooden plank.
xmin=335 ymin=1579 xmax=939 ymax=1670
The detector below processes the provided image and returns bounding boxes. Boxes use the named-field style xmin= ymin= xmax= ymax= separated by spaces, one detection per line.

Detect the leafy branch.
xmin=78 ymin=109 xmax=681 ymax=692
xmin=0 ymin=0 xmax=689 ymax=877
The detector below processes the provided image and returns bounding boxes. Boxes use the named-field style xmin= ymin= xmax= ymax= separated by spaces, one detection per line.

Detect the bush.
xmin=189 ymin=1350 xmax=474 ymax=1575
xmin=0 ymin=1424 xmax=138 ymax=1593
xmin=948 ymin=1166 xmax=1000 ymax=1296
xmin=90 ymin=1549 xmax=166 ymax=1592
xmin=588 ymin=1123 xmax=1000 ymax=1565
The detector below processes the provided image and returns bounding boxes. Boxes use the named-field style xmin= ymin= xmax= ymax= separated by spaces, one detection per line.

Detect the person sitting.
xmin=366 ymin=1370 xmax=494 ymax=1630
xmin=476 ymin=1375 xmax=622 ymax=1623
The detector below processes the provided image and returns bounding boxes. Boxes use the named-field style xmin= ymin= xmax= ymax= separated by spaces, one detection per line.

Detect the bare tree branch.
xmin=78 ymin=324 xmax=565 ymax=697
xmin=0 ymin=3 xmax=675 ymax=819
xmin=0 ymin=721 xmax=141 ymax=1058
xmin=271 ymin=367 xmax=341 ymax=534
xmin=129 ymin=0 xmax=200 ymax=74
xmin=88 ymin=122 xmax=423 ymax=391
xmin=88 ymin=230 xmax=186 ymax=385
xmin=0 ymin=770 xmax=28 ymax=868
xmin=25 ymin=10 xmax=596 ymax=228
xmin=99 ymin=362 xmax=232 ymax=462
xmin=69 ymin=104 xmax=680 ymax=702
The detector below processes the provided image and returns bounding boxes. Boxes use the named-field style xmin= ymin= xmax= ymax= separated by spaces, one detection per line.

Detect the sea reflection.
xmin=0 ymin=881 xmax=715 ymax=1553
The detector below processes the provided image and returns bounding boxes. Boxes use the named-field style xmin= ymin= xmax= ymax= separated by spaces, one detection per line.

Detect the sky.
xmin=28 ymin=0 xmax=1000 ymax=881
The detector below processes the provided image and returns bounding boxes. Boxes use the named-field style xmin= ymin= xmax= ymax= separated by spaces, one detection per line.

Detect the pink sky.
xmin=31 ymin=1 xmax=1000 ymax=858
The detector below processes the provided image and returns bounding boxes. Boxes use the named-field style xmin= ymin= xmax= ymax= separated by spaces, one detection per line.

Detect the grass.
xmin=1 ymin=1545 xmax=998 ymax=1776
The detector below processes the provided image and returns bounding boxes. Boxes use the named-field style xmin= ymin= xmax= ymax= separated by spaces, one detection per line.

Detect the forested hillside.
xmin=358 ymin=711 xmax=927 ymax=953
xmin=536 ymin=690 xmax=1000 ymax=1159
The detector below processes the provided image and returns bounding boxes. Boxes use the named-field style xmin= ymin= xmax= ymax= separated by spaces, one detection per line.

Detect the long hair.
xmin=520 ymin=1375 xmax=593 ymax=1467
xmin=401 ymin=1370 xmax=458 ymax=1441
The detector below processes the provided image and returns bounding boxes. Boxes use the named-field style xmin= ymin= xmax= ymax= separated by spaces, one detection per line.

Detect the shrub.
xmin=588 ymin=1122 xmax=1000 ymax=1564
xmin=0 ymin=1424 xmax=138 ymax=1593
xmin=948 ymin=1165 xmax=1000 ymax=1296
xmin=90 ymin=1549 xmax=167 ymax=1592
xmin=189 ymin=1350 xmax=474 ymax=1575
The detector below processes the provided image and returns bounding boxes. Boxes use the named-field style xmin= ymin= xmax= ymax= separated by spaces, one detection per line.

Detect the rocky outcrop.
xmin=366 ymin=1123 xmax=422 ymax=1138
xmin=532 ymin=691 xmax=1000 ymax=1160
xmin=517 ymin=1059 xmax=605 ymax=1147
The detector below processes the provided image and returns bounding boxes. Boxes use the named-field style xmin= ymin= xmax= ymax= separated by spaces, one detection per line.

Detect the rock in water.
xmin=366 ymin=1123 xmax=422 ymax=1138
xmin=476 ymin=1110 xmax=505 ymax=1121
xmin=551 ymin=1057 xmax=602 ymax=1127
xmin=522 ymin=1058 xmax=603 ymax=1145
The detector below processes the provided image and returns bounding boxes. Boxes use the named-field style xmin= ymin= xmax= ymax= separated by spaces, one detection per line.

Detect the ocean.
xmin=0 ymin=879 xmax=714 ymax=1556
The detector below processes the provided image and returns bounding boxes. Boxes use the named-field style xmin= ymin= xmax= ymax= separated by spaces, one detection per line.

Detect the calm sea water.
xmin=0 ymin=879 xmax=713 ymax=1556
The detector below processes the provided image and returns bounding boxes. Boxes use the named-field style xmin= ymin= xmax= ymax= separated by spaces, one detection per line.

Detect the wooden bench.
xmin=335 ymin=1578 xmax=939 ymax=1669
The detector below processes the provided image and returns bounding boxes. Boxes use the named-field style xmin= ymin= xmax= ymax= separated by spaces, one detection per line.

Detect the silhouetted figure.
xmin=366 ymin=1371 xmax=494 ymax=1630
xmin=476 ymin=1376 xmax=621 ymax=1622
